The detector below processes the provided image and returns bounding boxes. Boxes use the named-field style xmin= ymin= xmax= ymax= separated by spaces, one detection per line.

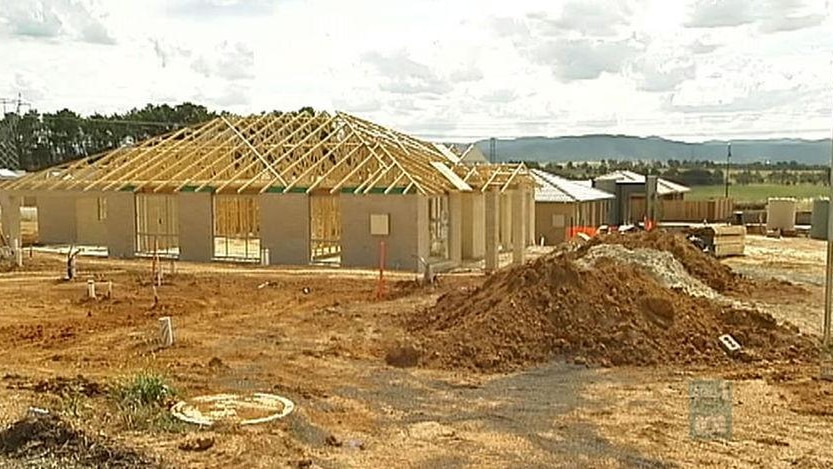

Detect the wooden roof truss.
xmin=3 ymin=111 xmax=478 ymax=196
xmin=453 ymin=162 xmax=534 ymax=192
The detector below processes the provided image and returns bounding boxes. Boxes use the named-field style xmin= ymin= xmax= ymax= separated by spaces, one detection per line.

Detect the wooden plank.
xmin=149 ymin=116 xmax=272 ymax=192
xmin=179 ymin=113 xmax=296 ymax=192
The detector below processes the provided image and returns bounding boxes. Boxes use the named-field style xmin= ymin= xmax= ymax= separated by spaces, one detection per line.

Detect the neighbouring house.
xmin=593 ymin=170 xmax=690 ymax=225
xmin=0 ymin=112 xmax=535 ymax=272
xmin=440 ymin=143 xmax=490 ymax=165
xmin=531 ymin=169 xmax=614 ymax=245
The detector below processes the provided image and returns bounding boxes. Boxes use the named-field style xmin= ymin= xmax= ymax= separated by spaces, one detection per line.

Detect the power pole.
xmin=489 ymin=137 xmax=496 ymax=164
xmin=0 ymin=94 xmax=30 ymax=115
xmin=0 ymin=94 xmax=30 ymax=169
xmin=825 ymin=110 xmax=833 ymax=349
xmin=724 ymin=142 xmax=732 ymax=198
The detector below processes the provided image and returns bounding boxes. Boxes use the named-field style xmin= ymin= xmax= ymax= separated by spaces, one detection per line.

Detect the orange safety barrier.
xmin=566 ymin=226 xmax=598 ymax=239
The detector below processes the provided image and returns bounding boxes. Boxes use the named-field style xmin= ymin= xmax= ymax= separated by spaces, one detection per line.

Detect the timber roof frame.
xmin=1 ymin=111 xmax=491 ymax=196
xmin=452 ymin=162 xmax=535 ymax=192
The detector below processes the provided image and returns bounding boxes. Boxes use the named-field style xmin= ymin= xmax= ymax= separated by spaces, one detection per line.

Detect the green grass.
xmin=687 ymin=184 xmax=829 ymax=203
xmin=111 ymin=373 xmax=185 ymax=432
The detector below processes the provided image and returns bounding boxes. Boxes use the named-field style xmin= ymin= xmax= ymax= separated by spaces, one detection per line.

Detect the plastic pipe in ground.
xmin=86 ymin=279 xmax=96 ymax=299
xmin=159 ymin=316 xmax=174 ymax=347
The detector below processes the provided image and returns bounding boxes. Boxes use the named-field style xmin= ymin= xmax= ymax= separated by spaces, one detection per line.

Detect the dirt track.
xmin=0 ymin=236 xmax=831 ymax=468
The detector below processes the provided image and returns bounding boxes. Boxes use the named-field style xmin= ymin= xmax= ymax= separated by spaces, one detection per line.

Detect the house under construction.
xmin=0 ymin=111 xmax=534 ymax=272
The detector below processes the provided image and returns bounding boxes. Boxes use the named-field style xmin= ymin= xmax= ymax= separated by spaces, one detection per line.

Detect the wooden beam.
xmin=500 ymin=164 xmax=524 ymax=193
xmin=339 ymin=118 xmax=428 ymax=194
xmin=178 ymin=113 xmax=295 ymax=192
xmin=91 ymin=126 xmax=214 ymax=192
xmin=305 ymin=142 xmax=374 ymax=193
xmin=239 ymin=113 xmax=339 ymax=194
xmin=383 ymin=172 xmax=407 ymax=194
xmin=84 ymin=126 xmax=197 ymax=191
xmin=280 ymin=133 xmax=356 ymax=193
xmin=148 ymin=115 xmax=272 ymax=193
xmin=221 ymin=115 xmax=283 ymax=182
xmin=256 ymin=119 xmax=348 ymax=193
xmin=211 ymin=111 xmax=324 ymax=193
xmin=122 ymin=119 xmax=236 ymax=192
xmin=328 ymin=153 xmax=377 ymax=195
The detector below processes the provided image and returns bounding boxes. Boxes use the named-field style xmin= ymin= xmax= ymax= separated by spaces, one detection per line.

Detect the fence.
xmin=630 ymin=198 xmax=734 ymax=222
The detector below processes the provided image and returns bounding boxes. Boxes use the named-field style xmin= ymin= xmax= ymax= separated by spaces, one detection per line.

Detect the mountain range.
xmin=473 ymin=135 xmax=833 ymax=165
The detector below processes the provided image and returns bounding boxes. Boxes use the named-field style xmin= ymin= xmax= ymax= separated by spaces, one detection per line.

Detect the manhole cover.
xmin=171 ymin=392 xmax=295 ymax=426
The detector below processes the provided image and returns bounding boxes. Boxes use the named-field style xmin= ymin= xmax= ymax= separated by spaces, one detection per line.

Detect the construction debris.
xmin=719 ymin=334 xmax=743 ymax=355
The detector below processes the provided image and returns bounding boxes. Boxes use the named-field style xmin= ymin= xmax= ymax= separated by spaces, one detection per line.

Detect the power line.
xmin=39 ymin=115 xmax=187 ymax=128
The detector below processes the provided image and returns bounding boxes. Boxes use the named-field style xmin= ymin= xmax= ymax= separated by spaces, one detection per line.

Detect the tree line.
xmin=523 ymin=159 xmax=830 ymax=187
xmin=0 ymin=103 xmax=217 ymax=171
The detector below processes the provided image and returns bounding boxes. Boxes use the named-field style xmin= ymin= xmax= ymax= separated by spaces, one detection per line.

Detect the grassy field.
xmin=687 ymin=184 xmax=829 ymax=203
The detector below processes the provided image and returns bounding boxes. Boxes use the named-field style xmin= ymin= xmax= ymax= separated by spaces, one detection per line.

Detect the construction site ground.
xmin=0 ymin=235 xmax=831 ymax=468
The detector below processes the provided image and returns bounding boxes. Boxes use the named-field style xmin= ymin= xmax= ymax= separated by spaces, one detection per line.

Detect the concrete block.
xmin=0 ymin=194 xmax=21 ymax=246
xmin=260 ymin=193 xmax=310 ymax=266
xmin=448 ymin=192 xmax=462 ymax=265
xmin=37 ymin=193 xmax=78 ymax=244
xmin=512 ymin=189 xmax=526 ymax=264
xmin=106 ymin=192 xmax=136 ymax=258
xmin=461 ymin=191 xmax=485 ymax=260
xmin=485 ymin=190 xmax=499 ymax=272
xmin=527 ymin=188 xmax=535 ymax=246
xmin=76 ymin=193 xmax=108 ymax=245
xmin=499 ymin=192 xmax=512 ymax=251
xmin=178 ymin=192 xmax=213 ymax=262
xmin=341 ymin=193 xmax=425 ymax=272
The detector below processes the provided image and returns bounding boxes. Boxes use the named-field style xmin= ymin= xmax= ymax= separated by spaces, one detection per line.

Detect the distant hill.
xmin=474 ymin=135 xmax=833 ymax=165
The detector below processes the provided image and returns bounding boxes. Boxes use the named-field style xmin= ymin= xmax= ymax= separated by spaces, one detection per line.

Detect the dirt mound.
xmin=580 ymin=230 xmax=741 ymax=292
xmin=577 ymin=243 xmax=719 ymax=299
xmin=408 ymin=250 xmax=816 ymax=372
xmin=0 ymin=411 xmax=157 ymax=468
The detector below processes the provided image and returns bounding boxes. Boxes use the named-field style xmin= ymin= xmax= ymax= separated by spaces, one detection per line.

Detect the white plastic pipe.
xmin=159 ymin=316 xmax=173 ymax=347
xmin=86 ymin=279 xmax=96 ymax=299
xmin=260 ymin=248 xmax=270 ymax=266
xmin=13 ymin=239 xmax=22 ymax=267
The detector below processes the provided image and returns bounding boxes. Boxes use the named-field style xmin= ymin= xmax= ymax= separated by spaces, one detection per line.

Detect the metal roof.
xmin=595 ymin=170 xmax=690 ymax=195
xmin=531 ymin=169 xmax=614 ymax=203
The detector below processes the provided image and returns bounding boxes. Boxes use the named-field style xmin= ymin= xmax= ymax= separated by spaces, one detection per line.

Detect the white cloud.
xmin=361 ymin=50 xmax=452 ymax=95
xmin=0 ymin=0 xmax=830 ymax=142
xmin=539 ymin=0 xmax=634 ymax=37
xmin=685 ymin=0 xmax=829 ymax=33
xmin=532 ymin=38 xmax=645 ymax=81
xmin=685 ymin=0 xmax=753 ymax=28
xmin=166 ymin=0 xmax=275 ymax=18
xmin=0 ymin=0 xmax=115 ymax=44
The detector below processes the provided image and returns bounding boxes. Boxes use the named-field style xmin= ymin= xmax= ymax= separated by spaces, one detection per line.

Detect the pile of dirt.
xmin=580 ymin=230 xmax=741 ymax=292
xmin=576 ymin=243 xmax=719 ymax=299
xmin=408 ymin=238 xmax=816 ymax=372
xmin=0 ymin=410 xmax=157 ymax=468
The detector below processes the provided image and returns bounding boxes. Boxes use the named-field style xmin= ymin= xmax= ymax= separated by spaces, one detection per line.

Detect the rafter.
xmin=0 ymin=111 xmax=526 ymax=196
